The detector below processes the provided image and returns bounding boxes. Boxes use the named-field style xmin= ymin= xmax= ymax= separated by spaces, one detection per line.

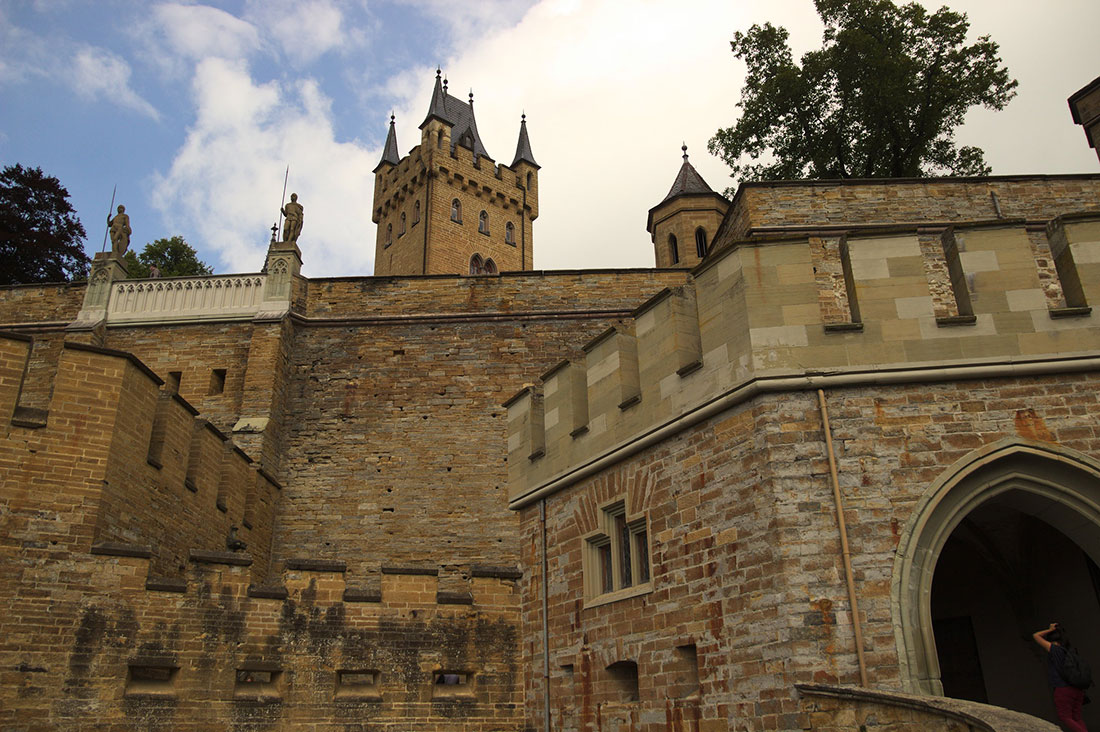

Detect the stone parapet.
xmin=506 ymin=214 xmax=1100 ymax=505
xmin=106 ymin=273 xmax=267 ymax=325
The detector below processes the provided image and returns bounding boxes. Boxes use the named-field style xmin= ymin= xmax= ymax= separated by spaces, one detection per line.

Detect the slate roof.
xmin=373 ymin=114 xmax=401 ymax=172
xmin=420 ymin=72 xmax=492 ymax=161
xmin=511 ymin=115 xmax=539 ymax=169
xmin=660 ymin=146 xmax=717 ymax=204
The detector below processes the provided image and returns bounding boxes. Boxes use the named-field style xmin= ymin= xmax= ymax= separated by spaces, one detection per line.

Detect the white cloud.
xmin=71 ymin=47 xmax=160 ymax=120
xmin=244 ymin=0 xmax=348 ymax=65
xmin=151 ymin=3 xmax=262 ymax=62
xmin=152 ymin=58 xmax=377 ymax=276
xmin=0 ymin=10 xmax=159 ymax=120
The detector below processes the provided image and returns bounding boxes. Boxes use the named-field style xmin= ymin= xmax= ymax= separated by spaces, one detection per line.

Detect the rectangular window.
xmin=433 ymin=671 xmax=474 ymax=698
xmin=208 ymin=368 xmax=227 ymax=395
xmin=584 ymin=500 xmax=653 ymax=604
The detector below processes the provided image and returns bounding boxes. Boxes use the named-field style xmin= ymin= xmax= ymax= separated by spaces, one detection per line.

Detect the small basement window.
xmin=433 ymin=671 xmax=474 ymax=698
xmin=126 ymin=664 xmax=178 ymax=696
xmin=235 ymin=668 xmax=282 ymax=699
xmin=336 ymin=669 xmax=381 ymax=699
xmin=606 ymin=660 xmax=639 ymax=702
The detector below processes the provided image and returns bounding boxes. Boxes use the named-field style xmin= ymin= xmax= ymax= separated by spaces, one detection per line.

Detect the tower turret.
xmin=372 ymin=72 xmax=538 ymax=276
xmin=646 ymin=145 xmax=729 ymax=269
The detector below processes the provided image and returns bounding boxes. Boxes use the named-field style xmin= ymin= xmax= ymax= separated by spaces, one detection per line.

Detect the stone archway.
xmin=892 ymin=440 xmax=1100 ymax=699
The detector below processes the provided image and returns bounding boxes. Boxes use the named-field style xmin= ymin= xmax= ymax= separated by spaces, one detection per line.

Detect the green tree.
xmin=123 ymin=236 xmax=213 ymax=278
xmin=0 ymin=164 xmax=89 ymax=285
xmin=708 ymin=0 xmax=1018 ymax=187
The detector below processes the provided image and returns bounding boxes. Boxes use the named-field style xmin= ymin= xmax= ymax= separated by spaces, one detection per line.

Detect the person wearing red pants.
xmin=1034 ymin=623 xmax=1089 ymax=732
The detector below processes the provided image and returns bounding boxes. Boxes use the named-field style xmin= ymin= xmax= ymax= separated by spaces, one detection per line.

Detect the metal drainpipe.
xmin=817 ymin=388 xmax=869 ymax=687
xmin=540 ymin=498 xmax=551 ymax=732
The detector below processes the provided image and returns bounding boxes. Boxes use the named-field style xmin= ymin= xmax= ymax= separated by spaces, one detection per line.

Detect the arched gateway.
xmin=894 ymin=440 xmax=1100 ymax=720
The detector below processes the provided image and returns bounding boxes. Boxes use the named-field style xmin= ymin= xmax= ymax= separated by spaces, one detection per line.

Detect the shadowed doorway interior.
xmin=931 ymin=492 xmax=1100 ymax=728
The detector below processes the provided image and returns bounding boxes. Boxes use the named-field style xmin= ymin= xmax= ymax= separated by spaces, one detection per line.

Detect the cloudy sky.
xmin=1 ymin=0 xmax=1098 ymax=277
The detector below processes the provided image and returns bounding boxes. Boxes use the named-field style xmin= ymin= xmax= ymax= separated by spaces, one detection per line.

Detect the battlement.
xmin=0 ymin=333 xmax=280 ymax=579
xmin=506 ymin=212 xmax=1100 ymax=505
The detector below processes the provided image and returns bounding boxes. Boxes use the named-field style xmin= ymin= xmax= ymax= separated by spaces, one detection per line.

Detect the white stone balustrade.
xmin=106 ymin=274 xmax=266 ymax=324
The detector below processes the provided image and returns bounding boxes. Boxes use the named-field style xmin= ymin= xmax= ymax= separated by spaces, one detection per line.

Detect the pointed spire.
xmin=373 ymin=113 xmax=400 ymax=172
xmin=659 ymin=143 xmax=716 ymax=203
xmin=511 ymin=113 xmax=539 ymax=169
xmin=421 ymin=69 xmax=449 ymax=129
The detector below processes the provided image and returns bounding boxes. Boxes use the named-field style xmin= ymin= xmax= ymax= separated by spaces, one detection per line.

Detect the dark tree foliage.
xmin=708 ymin=0 xmax=1018 ymax=187
xmin=0 ymin=164 xmax=89 ymax=285
xmin=123 ymin=236 xmax=213 ymax=278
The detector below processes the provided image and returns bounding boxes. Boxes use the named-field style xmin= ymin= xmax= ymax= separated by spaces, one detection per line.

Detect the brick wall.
xmin=519 ymin=373 xmax=1100 ymax=731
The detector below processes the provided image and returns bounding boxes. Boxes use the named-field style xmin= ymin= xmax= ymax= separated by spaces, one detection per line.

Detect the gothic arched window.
xmin=669 ymin=234 xmax=679 ymax=265
xmin=386 ymin=223 xmax=392 ymax=246
xmin=413 ymin=200 xmax=421 ymax=225
xmin=484 ymin=258 xmax=497 ymax=275
xmin=505 ymin=222 xmax=515 ymax=245
xmin=469 ymin=254 xmax=484 ymax=275
xmin=399 ymin=212 xmax=406 ymax=237
xmin=451 ymin=199 xmax=461 ymax=223
xmin=695 ymin=227 xmax=707 ymax=258
xmin=478 ymin=210 xmax=489 ymax=235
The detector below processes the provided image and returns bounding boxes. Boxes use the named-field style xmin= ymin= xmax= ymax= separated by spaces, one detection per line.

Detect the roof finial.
xmin=443 ymin=76 xmax=448 ymax=93
xmin=521 ymin=110 xmax=526 ymax=122
xmin=390 ymin=110 xmax=395 ymax=124
xmin=469 ymin=89 xmax=474 ymax=105
xmin=436 ymin=67 xmax=441 ymax=79
xmin=682 ymin=143 xmax=689 ymax=161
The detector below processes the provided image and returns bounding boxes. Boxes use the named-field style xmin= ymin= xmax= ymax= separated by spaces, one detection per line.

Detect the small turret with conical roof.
xmin=646 ymin=144 xmax=729 ymax=268
xmin=372 ymin=71 xmax=538 ymax=276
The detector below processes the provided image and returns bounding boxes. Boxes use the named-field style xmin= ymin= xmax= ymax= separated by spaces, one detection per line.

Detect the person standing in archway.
xmin=1034 ymin=622 xmax=1089 ymax=732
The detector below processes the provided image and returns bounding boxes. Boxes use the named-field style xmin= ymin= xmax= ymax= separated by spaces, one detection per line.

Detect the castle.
xmin=1 ymin=75 xmax=1100 ymax=731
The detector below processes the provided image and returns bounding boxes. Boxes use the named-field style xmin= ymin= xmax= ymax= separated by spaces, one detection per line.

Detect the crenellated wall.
xmin=506 ymin=214 xmax=1100 ymax=503
xmin=0 ymin=334 xmax=280 ymax=579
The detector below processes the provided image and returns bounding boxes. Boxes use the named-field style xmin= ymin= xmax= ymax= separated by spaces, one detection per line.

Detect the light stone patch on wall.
xmin=545 ymin=406 xmax=559 ymax=430
xmin=588 ymin=413 xmax=607 ymax=437
xmin=1071 ymin=240 xmax=1100 ymax=264
xmin=1031 ymin=310 xmax=1098 ymax=332
xmin=716 ymin=249 xmax=742 ymax=282
xmin=1007 ymin=289 xmax=1048 ymax=312
xmin=917 ymin=313 xmax=998 ymax=339
xmin=959 ymin=250 xmax=1000 ymax=273
xmin=851 ymin=258 xmax=891 ymax=281
xmin=895 ymin=296 xmax=935 ymax=320
xmin=587 ymin=350 xmax=621 ymax=385
xmin=543 ymin=374 xmax=558 ymax=397
xmin=635 ymin=307 xmax=657 ymax=336
xmin=751 ymin=324 xmax=809 ymax=348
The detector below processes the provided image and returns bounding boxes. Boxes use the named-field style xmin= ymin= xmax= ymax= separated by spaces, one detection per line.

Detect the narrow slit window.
xmin=451 ymin=199 xmax=462 ymax=223
xmin=695 ymin=227 xmax=708 ymax=258
xmin=208 ymin=368 xmax=226 ymax=395
xmin=478 ymin=210 xmax=489 ymax=235
xmin=669 ymin=234 xmax=679 ymax=265
xmin=505 ymin=221 xmax=515 ymax=245
xmin=399 ymin=212 xmax=406 ymax=237
xmin=413 ymin=200 xmax=421 ymax=224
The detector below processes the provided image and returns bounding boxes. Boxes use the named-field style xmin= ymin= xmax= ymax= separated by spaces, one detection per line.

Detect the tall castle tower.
xmin=646 ymin=145 xmax=728 ymax=268
xmin=372 ymin=71 xmax=539 ymax=276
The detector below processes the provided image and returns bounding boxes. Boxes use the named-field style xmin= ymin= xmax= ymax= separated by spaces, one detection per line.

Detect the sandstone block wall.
xmin=507 ymin=215 xmax=1100 ymax=498
xmin=719 ymin=174 xmax=1100 ymax=243
xmin=373 ymin=133 xmax=537 ymax=276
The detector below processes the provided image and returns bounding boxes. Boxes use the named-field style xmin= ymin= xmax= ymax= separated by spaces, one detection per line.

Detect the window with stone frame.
xmin=669 ymin=234 xmax=679 ymax=264
xmin=505 ymin=221 xmax=515 ymax=245
xmin=399 ymin=211 xmax=406 ymax=237
xmin=478 ymin=209 xmax=489 ymax=235
xmin=386 ymin=223 xmax=393 ymax=246
xmin=451 ymin=199 xmax=462 ymax=223
xmin=583 ymin=500 xmax=651 ymax=604
xmin=413 ymin=200 xmax=421 ymax=225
